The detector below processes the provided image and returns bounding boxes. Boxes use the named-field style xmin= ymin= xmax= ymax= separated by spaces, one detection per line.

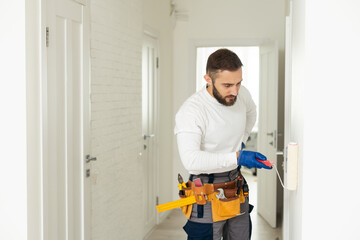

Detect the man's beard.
xmin=213 ymin=85 xmax=237 ymax=106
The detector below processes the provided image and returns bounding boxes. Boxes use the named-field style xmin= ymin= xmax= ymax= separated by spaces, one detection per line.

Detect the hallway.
xmin=5 ymin=0 xmax=360 ymax=239
xmin=147 ymin=170 xmax=282 ymax=240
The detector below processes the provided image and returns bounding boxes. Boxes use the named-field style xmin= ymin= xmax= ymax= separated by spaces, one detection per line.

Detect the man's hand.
xmin=237 ymin=150 xmax=272 ymax=169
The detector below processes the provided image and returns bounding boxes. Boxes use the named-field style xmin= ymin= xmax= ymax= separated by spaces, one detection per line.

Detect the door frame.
xmin=26 ymin=0 xmax=46 ymax=239
xmin=283 ymin=6 xmax=293 ymax=240
xmin=188 ymin=37 xmax=283 ymax=226
xmin=142 ymin=26 xmax=161 ymax=237
xmin=82 ymin=1 xmax=91 ymax=239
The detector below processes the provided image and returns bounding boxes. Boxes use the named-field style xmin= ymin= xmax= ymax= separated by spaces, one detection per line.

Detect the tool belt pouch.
xmin=179 ymin=182 xmax=193 ymax=219
xmin=193 ymin=185 xmax=207 ymax=205
xmin=210 ymin=188 xmax=246 ymax=222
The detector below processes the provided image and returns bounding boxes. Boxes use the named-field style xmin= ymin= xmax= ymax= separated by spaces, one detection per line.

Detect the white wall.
xmin=172 ymin=0 xmax=286 ymax=201
xmin=90 ymin=1 xmax=144 ymax=239
xmin=0 ymin=1 xmax=28 ymax=240
xmin=289 ymin=0 xmax=360 ymax=239
xmin=142 ymin=0 xmax=174 ymax=221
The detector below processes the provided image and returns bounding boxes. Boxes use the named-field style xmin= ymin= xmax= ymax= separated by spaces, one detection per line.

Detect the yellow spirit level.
xmin=156 ymin=196 xmax=197 ymax=212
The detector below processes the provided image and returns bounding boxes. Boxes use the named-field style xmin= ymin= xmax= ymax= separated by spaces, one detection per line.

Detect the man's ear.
xmin=204 ymin=74 xmax=212 ymax=86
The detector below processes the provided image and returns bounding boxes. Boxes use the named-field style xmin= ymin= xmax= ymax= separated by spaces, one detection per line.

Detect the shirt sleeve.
xmin=175 ymin=103 xmax=238 ymax=173
xmin=176 ymin=132 xmax=238 ymax=173
xmin=242 ymin=87 xmax=257 ymax=145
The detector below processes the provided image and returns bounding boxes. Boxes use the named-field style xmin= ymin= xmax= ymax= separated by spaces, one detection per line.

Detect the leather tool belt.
xmin=179 ymin=173 xmax=248 ymax=222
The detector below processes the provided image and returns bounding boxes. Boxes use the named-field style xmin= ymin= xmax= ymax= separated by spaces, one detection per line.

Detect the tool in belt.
xmin=156 ymin=172 xmax=249 ymax=221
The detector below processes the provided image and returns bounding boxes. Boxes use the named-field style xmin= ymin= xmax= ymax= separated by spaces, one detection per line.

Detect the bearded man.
xmin=175 ymin=48 xmax=272 ymax=240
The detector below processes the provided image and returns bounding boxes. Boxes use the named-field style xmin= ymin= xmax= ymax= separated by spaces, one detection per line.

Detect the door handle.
xmin=86 ymin=154 xmax=97 ymax=163
xmin=144 ymin=134 xmax=155 ymax=140
xmin=267 ymin=130 xmax=278 ymax=148
xmin=268 ymin=131 xmax=283 ymax=137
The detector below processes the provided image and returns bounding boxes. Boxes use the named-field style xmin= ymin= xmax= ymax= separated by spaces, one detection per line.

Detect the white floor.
xmin=244 ymin=168 xmax=282 ymax=240
xmin=147 ymin=169 xmax=281 ymax=240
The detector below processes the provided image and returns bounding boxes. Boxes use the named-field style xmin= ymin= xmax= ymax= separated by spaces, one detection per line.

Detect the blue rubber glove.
xmin=237 ymin=145 xmax=272 ymax=169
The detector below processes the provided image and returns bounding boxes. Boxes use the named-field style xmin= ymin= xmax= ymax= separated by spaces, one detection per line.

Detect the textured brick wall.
xmin=90 ymin=0 xmax=143 ymax=239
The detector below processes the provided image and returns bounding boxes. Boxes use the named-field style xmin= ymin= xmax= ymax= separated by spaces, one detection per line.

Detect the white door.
xmin=46 ymin=0 xmax=91 ymax=239
xmin=142 ymin=33 xmax=159 ymax=237
xmin=257 ymin=41 xmax=279 ymax=228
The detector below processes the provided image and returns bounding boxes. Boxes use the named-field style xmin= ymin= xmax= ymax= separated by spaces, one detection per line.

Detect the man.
xmin=174 ymin=48 xmax=272 ymax=240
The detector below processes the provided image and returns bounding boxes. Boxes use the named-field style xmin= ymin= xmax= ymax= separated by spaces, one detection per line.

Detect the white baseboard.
xmin=143 ymin=210 xmax=172 ymax=240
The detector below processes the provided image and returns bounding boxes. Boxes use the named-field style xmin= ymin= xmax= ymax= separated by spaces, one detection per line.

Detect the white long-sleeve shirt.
xmin=174 ymin=86 xmax=257 ymax=175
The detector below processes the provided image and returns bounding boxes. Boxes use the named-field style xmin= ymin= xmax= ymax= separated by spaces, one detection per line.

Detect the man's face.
xmin=205 ymin=68 xmax=243 ymax=106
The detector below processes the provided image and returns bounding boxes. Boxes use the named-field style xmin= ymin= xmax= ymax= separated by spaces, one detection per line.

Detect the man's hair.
xmin=206 ymin=48 xmax=243 ymax=80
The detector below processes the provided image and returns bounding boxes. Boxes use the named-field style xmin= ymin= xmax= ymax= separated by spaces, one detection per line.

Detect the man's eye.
xmin=224 ymin=85 xmax=231 ymax=88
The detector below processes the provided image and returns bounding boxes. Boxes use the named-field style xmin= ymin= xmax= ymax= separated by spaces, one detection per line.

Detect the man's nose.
xmin=230 ymin=86 xmax=238 ymax=96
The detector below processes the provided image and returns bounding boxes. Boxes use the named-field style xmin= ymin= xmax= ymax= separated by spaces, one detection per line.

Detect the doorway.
xmin=195 ymin=45 xmax=282 ymax=238
xmin=142 ymin=32 xmax=160 ymax=237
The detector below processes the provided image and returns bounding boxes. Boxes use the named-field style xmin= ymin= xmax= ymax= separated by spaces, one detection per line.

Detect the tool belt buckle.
xmin=194 ymin=190 xmax=207 ymax=205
